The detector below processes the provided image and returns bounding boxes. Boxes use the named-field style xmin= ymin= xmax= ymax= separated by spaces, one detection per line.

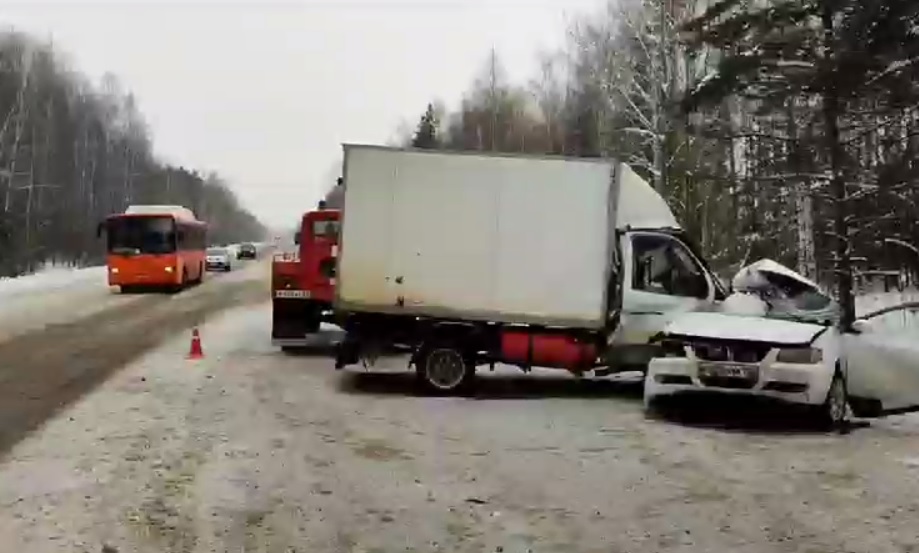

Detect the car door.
xmin=610 ymin=231 xmax=716 ymax=367
xmin=844 ymin=303 xmax=919 ymax=412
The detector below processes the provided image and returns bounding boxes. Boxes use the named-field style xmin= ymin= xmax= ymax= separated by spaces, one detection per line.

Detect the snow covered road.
xmin=3 ymin=302 xmax=919 ymax=552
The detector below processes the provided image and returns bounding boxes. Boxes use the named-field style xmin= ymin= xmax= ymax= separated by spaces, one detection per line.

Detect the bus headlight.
xmin=165 ymin=266 xmax=174 ymax=273
xmin=110 ymin=268 xmax=119 ymax=274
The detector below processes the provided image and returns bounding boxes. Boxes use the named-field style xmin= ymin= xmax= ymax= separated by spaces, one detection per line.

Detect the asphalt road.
xmin=0 ymin=259 xmax=269 ymax=458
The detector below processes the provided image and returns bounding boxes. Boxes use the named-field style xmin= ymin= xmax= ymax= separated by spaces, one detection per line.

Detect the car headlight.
xmin=776 ymin=347 xmax=822 ymax=364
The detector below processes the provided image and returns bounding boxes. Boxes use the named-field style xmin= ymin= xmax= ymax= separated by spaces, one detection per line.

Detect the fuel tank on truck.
xmin=500 ymin=330 xmax=599 ymax=371
xmin=334 ymin=144 xmax=680 ymax=330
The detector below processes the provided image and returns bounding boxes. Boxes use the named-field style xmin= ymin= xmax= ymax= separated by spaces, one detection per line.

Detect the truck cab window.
xmin=312 ymin=220 xmax=340 ymax=240
xmin=632 ymin=234 xmax=709 ymax=299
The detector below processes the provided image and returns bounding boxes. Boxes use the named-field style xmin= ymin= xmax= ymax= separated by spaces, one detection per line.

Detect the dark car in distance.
xmin=238 ymin=243 xmax=257 ymax=260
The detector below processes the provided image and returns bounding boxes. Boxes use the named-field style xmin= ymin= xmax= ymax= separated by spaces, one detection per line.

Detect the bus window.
xmin=107 ymin=217 xmax=177 ymax=255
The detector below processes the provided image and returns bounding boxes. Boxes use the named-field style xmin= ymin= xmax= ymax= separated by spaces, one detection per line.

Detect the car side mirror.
xmin=849 ymin=319 xmax=871 ymax=335
xmin=293 ymin=233 xmax=300 ymax=245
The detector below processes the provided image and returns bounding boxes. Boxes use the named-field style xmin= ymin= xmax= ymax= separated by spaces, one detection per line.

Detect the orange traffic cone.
xmin=188 ymin=327 xmax=204 ymax=359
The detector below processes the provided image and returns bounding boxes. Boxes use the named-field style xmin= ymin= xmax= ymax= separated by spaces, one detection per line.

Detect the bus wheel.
xmin=171 ymin=271 xmax=187 ymax=294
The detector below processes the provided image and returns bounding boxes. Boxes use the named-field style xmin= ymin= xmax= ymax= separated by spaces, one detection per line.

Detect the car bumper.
xmin=206 ymin=262 xmax=229 ymax=270
xmin=645 ymin=357 xmax=832 ymax=406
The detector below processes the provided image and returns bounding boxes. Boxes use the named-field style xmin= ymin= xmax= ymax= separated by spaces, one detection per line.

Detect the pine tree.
xmin=411 ymin=103 xmax=440 ymax=149
xmin=680 ymin=0 xmax=919 ymax=328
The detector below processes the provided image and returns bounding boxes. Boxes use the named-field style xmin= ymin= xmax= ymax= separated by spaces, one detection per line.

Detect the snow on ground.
xmin=0 ymin=263 xmax=106 ymax=300
xmin=0 ymin=263 xmax=122 ymax=344
xmin=5 ymin=302 xmax=919 ymax=552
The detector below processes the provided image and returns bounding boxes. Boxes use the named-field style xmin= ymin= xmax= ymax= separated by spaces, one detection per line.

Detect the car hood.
xmin=659 ymin=311 xmax=828 ymax=346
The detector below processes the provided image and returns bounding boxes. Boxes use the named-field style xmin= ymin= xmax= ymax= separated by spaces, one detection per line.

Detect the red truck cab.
xmin=271 ymin=204 xmax=341 ymax=349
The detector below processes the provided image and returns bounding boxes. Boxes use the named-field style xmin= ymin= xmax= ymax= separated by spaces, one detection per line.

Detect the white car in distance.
xmin=205 ymin=247 xmax=233 ymax=272
xmin=645 ymin=262 xmax=919 ymax=429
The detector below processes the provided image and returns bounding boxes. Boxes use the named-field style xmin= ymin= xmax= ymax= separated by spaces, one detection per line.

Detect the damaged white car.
xmin=645 ymin=259 xmax=919 ymax=428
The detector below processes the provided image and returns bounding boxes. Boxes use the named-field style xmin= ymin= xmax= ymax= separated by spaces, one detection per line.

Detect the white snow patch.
xmin=776 ymin=60 xmax=814 ymax=70
xmin=0 ymin=263 xmax=106 ymax=300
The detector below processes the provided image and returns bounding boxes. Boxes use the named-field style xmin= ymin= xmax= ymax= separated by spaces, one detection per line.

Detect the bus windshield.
xmin=106 ymin=216 xmax=176 ymax=255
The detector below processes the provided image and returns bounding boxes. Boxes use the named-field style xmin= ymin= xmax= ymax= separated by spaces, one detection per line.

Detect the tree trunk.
xmin=821 ymin=5 xmax=855 ymax=328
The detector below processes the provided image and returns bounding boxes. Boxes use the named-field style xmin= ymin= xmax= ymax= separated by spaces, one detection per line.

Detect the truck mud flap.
xmin=272 ymin=299 xmax=321 ymax=340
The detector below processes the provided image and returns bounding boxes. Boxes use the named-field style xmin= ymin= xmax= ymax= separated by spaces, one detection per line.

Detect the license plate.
xmin=275 ymin=289 xmax=310 ymax=299
xmin=699 ymin=362 xmax=757 ymax=379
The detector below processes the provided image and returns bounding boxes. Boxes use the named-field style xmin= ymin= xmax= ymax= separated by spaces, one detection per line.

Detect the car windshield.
xmin=207 ymin=248 xmax=227 ymax=255
xmin=761 ymin=273 xmax=837 ymax=326
xmin=723 ymin=265 xmax=838 ymax=326
xmin=106 ymin=216 xmax=176 ymax=255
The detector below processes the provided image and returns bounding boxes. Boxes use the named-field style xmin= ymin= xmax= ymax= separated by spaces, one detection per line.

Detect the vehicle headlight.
xmin=165 ymin=266 xmax=174 ymax=273
xmin=110 ymin=268 xmax=119 ymax=274
xmin=776 ymin=347 xmax=822 ymax=364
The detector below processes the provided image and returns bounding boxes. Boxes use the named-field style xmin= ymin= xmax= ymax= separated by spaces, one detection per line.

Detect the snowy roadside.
xmin=0 ymin=264 xmax=107 ymax=300
xmin=4 ymin=302 xmax=919 ymax=552
xmin=0 ymin=303 xmax=276 ymax=552
xmin=0 ymin=264 xmax=126 ymax=344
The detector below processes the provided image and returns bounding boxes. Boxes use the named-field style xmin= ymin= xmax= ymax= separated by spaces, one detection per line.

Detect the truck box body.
xmin=336 ymin=145 xmax=677 ymax=330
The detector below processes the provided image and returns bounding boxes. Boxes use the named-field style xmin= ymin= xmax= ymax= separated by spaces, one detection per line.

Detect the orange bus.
xmin=98 ymin=205 xmax=207 ymax=293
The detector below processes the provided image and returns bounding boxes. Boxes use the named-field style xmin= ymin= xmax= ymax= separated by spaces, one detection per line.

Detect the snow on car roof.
xmin=743 ymin=259 xmax=820 ymax=291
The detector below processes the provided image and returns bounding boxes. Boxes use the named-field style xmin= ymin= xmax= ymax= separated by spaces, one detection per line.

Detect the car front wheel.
xmin=816 ymin=369 xmax=850 ymax=432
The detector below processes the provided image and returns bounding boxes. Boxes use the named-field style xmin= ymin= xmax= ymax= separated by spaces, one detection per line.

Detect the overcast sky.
xmin=0 ymin=0 xmax=601 ymax=225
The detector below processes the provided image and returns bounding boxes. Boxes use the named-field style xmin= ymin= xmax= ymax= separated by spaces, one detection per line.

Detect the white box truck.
xmin=333 ymin=144 xmax=727 ymax=393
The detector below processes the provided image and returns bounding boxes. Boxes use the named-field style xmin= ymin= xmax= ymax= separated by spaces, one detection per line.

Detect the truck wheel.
xmin=416 ymin=346 xmax=474 ymax=395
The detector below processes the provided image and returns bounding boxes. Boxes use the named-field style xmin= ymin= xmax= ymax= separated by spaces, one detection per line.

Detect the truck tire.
xmin=416 ymin=345 xmax=475 ymax=395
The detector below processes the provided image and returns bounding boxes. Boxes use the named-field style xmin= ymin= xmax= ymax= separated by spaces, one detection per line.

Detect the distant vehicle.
xmin=238 ymin=243 xmax=257 ymax=260
xmin=271 ymin=205 xmax=340 ymax=349
xmin=98 ymin=205 xmax=207 ymax=293
xmin=206 ymin=247 xmax=233 ymax=272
